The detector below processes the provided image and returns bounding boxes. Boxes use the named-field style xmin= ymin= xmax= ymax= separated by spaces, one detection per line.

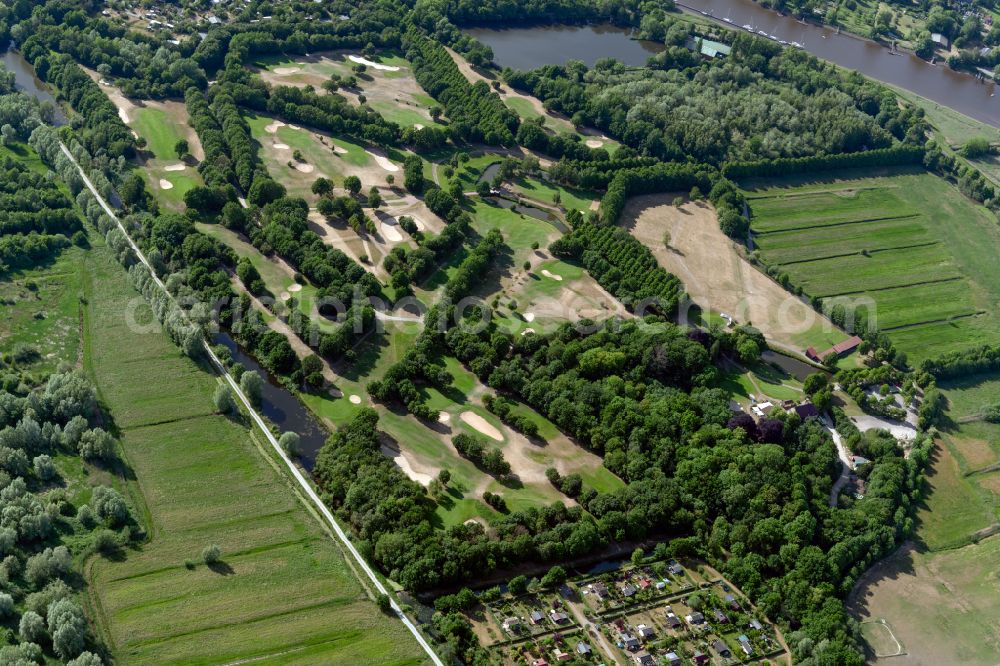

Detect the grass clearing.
xmin=79 ymin=238 xmax=426 ymax=665
xmin=745 ymin=170 xmax=1000 ymax=363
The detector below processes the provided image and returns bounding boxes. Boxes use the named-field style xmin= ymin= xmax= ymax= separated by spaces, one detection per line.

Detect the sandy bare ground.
xmin=622 ymin=194 xmax=843 ymax=355
xmin=158 ymin=179 xmax=173 ymax=190
xmin=461 ymin=411 xmax=503 ymax=441
xmin=307 ymin=210 xmax=378 ymax=275
xmin=380 ymin=444 xmax=433 ymax=486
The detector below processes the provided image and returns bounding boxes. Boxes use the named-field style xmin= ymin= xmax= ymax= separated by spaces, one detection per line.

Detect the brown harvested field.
xmin=621 ymin=194 xmax=846 ymax=354
xmin=948 ymin=432 xmax=1000 ymax=471
xmin=849 ymin=537 xmax=1000 ymax=665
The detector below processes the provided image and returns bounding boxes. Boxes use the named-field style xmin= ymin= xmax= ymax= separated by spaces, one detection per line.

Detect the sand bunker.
xmin=460 ymin=411 xmax=503 ymax=441
xmin=279 ymin=291 xmax=290 ymax=301
xmin=349 ymin=394 xmax=362 ymax=404
xmin=381 ymin=217 xmax=403 ymax=243
xmin=293 ymin=162 xmax=315 ymax=173
xmin=348 ymin=55 xmax=400 ymax=71
xmin=331 ymin=144 xmax=348 ymax=154
xmin=439 ymin=412 xmax=451 ymax=423
xmin=273 ymin=66 xmax=301 ymax=75
xmin=118 ymin=108 xmax=129 ymax=124
xmin=288 ymin=124 xmax=301 ymax=130
xmin=413 ymin=123 xmax=425 ymax=130
xmin=541 ymin=269 xmax=563 ymax=281
xmin=163 ymin=163 xmax=186 ymax=172
xmin=158 ymin=179 xmax=173 ymax=190
xmin=366 ymin=150 xmax=399 ymax=171
xmin=273 ymin=143 xmax=290 ymax=150
xmin=523 ymin=312 xmax=535 ymax=322
xmin=412 ymin=216 xmax=427 ymax=231
xmin=265 ymin=120 xmax=286 ymax=134
xmin=381 ymin=445 xmax=432 ymax=485
xmin=521 ymin=328 xmax=535 ymax=336
xmin=585 ymin=139 xmax=604 ymax=148
xmin=288 ymin=283 xmax=302 ymax=292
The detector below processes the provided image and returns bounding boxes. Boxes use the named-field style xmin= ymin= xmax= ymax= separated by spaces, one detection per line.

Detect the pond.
xmin=761 ymin=349 xmax=823 ymax=382
xmin=2 ymin=45 xmax=67 ymax=125
xmin=214 ymin=332 xmax=330 ymax=470
xmin=465 ymin=24 xmax=664 ymax=69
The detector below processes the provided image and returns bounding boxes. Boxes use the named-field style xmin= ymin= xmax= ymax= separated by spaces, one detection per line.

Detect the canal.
xmin=468 ymin=5 xmax=1000 ymax=129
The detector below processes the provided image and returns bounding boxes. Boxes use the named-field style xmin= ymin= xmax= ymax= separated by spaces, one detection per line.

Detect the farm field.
xmin=746 ymin=170 xmax=1000 ymax=363
xmin=79 ymin=238 xmax=426 ymax=665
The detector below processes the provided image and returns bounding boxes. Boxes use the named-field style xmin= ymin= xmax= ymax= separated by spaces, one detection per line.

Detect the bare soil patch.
xmin=461 ymin=411 xmax=503 ymax=441
xmin=949 ymin=434 xmax=999 ymax=470
xmin=622 ymin=194 xmax=843 ymax=353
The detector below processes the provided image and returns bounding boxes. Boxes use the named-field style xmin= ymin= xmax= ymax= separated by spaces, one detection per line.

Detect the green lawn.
xmin=510 ymin=176 xmax=598 ymax=212
xmin=79 ymin=237 xmax=427 ymax=665
xmin=745 ymin=170 xmax=1000 ymax=363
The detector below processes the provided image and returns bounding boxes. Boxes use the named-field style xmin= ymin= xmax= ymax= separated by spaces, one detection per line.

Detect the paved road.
xmin=825 ymin=418 xmax=853 ymax=507
xmin=62 ymin=142 xmax=444 ymax=666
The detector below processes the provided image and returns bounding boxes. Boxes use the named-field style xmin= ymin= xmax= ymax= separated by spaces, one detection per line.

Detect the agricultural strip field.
xmin=745 ymin=170 xmax=1000 ymax=362
xmin=79 ymin=238 xmax=426 ymax=665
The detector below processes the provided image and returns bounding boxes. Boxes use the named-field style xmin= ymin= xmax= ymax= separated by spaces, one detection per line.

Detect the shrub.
xmin=202 ymin=544 xmax=221 ymax=564
xmin=213 ymin=384 xmax=236 ymax=414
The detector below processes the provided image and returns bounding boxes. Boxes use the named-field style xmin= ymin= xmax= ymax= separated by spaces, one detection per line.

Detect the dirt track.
xmin=622 ymin=194 xmax=842 ymax=354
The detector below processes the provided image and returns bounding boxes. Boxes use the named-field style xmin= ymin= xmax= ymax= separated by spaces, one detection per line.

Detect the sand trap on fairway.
xmin=349 ymin=394 xmax=362 ymax=404
xmin=288 ymin=283 xmax=302 ymax=292
xmin=265 ymin=120 xmax=286 ymax=133
xmin=118 ymin=108 xmax=129 ymax=123
xmin=331 ymin=144 xmax=348 ymax=154
xmin=523 ymin=312 xmax=535 ymax=322
xmin=366 ymin=150 xmax=399 ymax=171
xmin=412 ymin=217 xmax=426 ymax=230
xmin=158 ymin=179 xmax=173 ymax=190
xmin=585 ymin=139 xmax=604 ymax=148
xmin=294 ymin=162 xmax=315 ymax=173
xmin=279 ymin=291 xmax=290 ymax=301
xmin=381 ymin=220 xmax=403 ymax=242
xmin=349 ymin=55 xmax=400 ymax=71
xmin=541 ymin=269 xmax=563 ymax=281
xmin=413 ymin=123 xmax=425 ymax=130
xmin=460 ymin=411 xmax=503 ymax=441
xmin=288 ymin=124 xmax=301 ymax=130
xmin=163 ymin=163 xmax=186 ymax=172
xmin=521 ymin=328 xmax=535 ymax=336
xmin=273 ymin=66 xmax=301 ymax=75
xmin=381 ymin=445 xmax=432 ymax=485
xmin=438 ymin=412 xmax=451 ymax=424
xmin=273 ymin=143 xmax=290 ymax=150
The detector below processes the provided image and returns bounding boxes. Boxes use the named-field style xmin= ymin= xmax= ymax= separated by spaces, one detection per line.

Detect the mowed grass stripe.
xmin=790 ymin=244 xmax=960 ymax=297
xmin=829 ymin=280 xmax=978 ymax=329
xmin=749 ymin=188 xmax=914 ymax=232
xmin=777 ymin=241 xmax=939 ymax=266
xmin=755 ymin=217 xmax=933 ymax=262
xmin=753 ymin=212 xmax=919 ymax=235
xmin=82 ymin=242 xmax=427 ymax=664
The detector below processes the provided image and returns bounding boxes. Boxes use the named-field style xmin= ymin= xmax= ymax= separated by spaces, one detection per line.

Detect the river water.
xmin=214 ymin=333 xmax=330 ymax=470
xmin=2 ymin=46 xmax=67 ymax=125
xmin=468 ymin=4 xmax=1000 ymax=129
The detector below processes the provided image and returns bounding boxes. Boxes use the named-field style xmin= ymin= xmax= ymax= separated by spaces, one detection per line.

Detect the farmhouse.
xmin=793 ymin=402 xmax=820 ymax=420
xmin=806 ymin=335 xmax=863 ymax=362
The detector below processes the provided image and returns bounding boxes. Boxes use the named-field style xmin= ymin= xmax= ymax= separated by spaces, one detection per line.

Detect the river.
xmin=2 ymin=45 xmax=67 ymax=125
xmin=468 ymin=4 xmax=1000 ymax=129
xmin=214 ymin=333 xmax=330 ymax=470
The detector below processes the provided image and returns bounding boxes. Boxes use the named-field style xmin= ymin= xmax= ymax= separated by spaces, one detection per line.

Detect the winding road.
xmin=61 ymin=142 xmax=444 ymax=666
xmin=825 ymin=419 xmax=854 ymax=507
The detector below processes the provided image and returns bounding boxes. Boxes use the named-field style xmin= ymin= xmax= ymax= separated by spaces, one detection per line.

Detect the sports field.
xmin=746 ymin=171 xmax=1000 ymax=363
xmin=79 ymin=238 xmax=427 ymax=665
